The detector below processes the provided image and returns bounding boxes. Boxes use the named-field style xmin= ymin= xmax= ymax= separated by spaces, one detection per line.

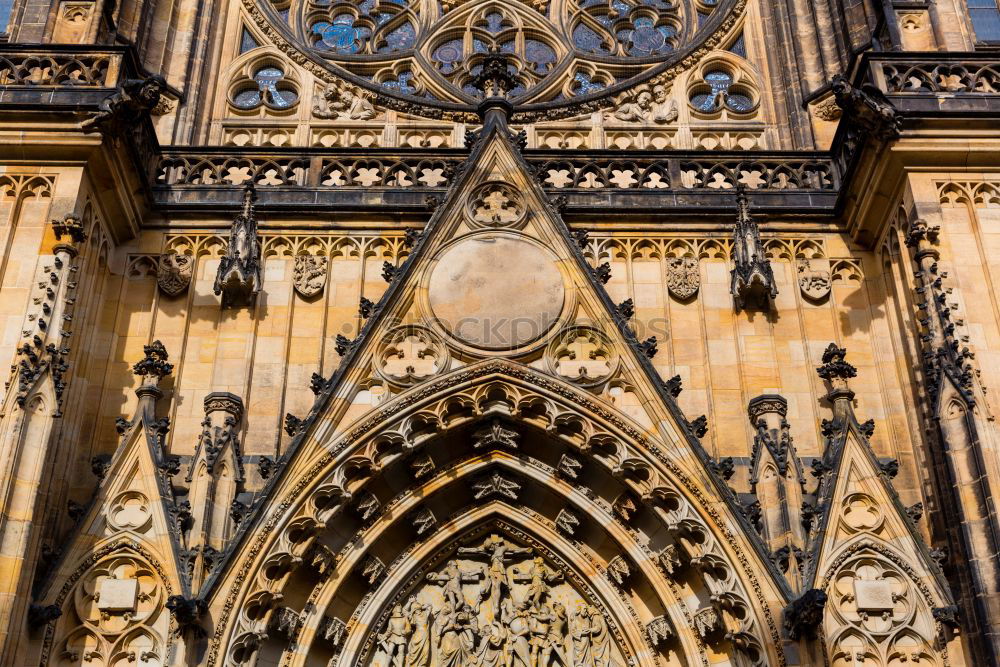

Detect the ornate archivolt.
xmin=209 ymin=360 xmax=783 ymax=666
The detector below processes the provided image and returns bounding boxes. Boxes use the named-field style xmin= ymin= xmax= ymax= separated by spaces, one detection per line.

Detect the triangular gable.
xmin=37 ymin=390 xmax=187 ymax=606
xmin=32 ymin=375 xmax=189 ymax=667
xmin=207 ymin=99 xmax=785 ymax=600
xmin=800 ymin=348 xmax=959 ymax=663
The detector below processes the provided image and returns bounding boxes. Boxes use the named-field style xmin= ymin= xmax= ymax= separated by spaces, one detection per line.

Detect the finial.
xmin=472 ymin=49 xmax=521 ymax=125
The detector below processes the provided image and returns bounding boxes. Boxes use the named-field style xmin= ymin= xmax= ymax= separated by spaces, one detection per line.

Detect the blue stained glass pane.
xmin=240 ymin=28 xmax=259 ymax=54
xmin=705 ymin=70 xmax=733 ymax=92
xmin=359 ymin=0 xmax=377 ymax=13
xmin=485 ymin=12 xmax=505 ymax=33
xmin=433 ymin=39 xmax=464 ymax=74
xmin=377 ymin=12 xmax=392 ymax=25
xmin=573 ymin=72 xmax=606 ymax=94
xmin=312 ymin=19 xmax=370 ymax=53
xmin=500 ymin=40 xmax=515 ymax=52
xmin=573 ymin=24 xmax=610 ymax=53
xmin=691 ymin=92 xmax=715 ymax=111
xmin=278 ymin=7 xmax=290 ymax=22
xmin=525 ymin=39 xmax=557 ymax=73
xmin=728 ymin=33 xmax=746 ymax=57
xmin=233 ymin=89 xmax=262 ymax=109
xmin=969 ymin=0 xmax=1000 ymax=41
xmin=473 ymin=38 xmax=489 ymax=53
xmin=612 ymin=0 xmax=631 ymax=13
xmin=382 ymin=71 xmax=416 ymax=94
xmin=0 ymin=0 xmax=12 ymax=33
xmin=269 ymin=87 xmax=299 ymax=108
xmin=380 ymin=22 xmax=416 ymax=51
xmin=726 ymin=92 xmax=753 ymax=112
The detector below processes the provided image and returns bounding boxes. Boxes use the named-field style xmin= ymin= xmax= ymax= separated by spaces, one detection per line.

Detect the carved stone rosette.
xmin=545 ymin=325 xmax=618 ymax=387
xmin=293 ymin=255 xmax=328 ymax=298
xmin=665 ymin=256 xmax=700 ymax=300
xmin=466 ymin=181 xmax=527 ymax=229
xmin=157 ymin=253 xmax=193 ymax=296
xmin=375 ymin=325 xmax=450 ymax=387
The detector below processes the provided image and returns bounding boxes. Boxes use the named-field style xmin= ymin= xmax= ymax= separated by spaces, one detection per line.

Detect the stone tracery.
xmin=253 ymin=0 xmax=739 ymax=107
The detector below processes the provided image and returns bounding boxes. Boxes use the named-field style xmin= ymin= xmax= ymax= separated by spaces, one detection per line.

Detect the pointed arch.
xmin=209 ymin=360 xmax=785 ymax=666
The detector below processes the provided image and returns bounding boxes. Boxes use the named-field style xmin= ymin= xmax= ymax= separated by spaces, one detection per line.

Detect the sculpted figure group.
xmin=373 ymin=535 xmax=616 ymax=667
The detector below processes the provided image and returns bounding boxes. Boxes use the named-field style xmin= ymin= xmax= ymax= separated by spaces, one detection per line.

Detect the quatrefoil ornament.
xmin=375 ymin=325 xmax=450 ymax=387
xmin=466 ymin=181 xmax=527 ymax=229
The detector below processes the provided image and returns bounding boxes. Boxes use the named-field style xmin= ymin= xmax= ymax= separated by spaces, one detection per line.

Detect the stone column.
xmin=905 ymin=220 xmax=1000 ymax=661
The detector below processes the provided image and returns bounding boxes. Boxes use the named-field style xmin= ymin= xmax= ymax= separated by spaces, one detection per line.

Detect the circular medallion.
xmin=427 ymin=234 xmax=566 ymax=351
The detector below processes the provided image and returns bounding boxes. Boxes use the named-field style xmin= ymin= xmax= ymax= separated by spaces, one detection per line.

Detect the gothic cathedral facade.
xmin=1 ymin=0 xmax=1000 ymax=665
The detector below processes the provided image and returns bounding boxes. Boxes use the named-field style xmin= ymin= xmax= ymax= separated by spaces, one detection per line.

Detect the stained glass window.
xmin=291 ymin=0 xmax=733 ymax=104
xmin=0 ymin=0 xmax=13 ymax=35
xmin=240 ymin=28 xmax=260 ymax=54
xmin=232 ymin=67 xmax=299 ymax=110
xmin=969 ymin=0 xmax=1000 ymax=42
xmin=690 ymin=69 xmax=753 ymax=112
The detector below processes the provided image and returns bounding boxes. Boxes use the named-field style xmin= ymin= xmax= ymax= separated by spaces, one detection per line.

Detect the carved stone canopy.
xmin=730 ymin=187 xmax=777 ymax=311
xmin=214 ymin=184 xmax=262 ymax=308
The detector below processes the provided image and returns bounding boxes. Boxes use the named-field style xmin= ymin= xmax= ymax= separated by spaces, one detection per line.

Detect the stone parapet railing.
xmin=0 ymin=45 xmax=130 ymax=106
xmin=864 ymin=52 xmax=1000 ymax=113
xmin=152 ymin=148 xmax=840 ymax=213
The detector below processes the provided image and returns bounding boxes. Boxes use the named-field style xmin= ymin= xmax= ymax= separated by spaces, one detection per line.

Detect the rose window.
xmin=259 ymin=0 xmax=740 ymax=109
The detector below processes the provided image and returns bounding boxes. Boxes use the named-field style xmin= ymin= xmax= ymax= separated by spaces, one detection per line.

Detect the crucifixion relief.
xmin=369 ymin=534 xmax=619 ymax=666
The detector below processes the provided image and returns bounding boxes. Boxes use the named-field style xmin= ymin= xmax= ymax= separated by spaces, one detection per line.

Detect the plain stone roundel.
xmin=428 ymin=235 xmax=565 ymax=350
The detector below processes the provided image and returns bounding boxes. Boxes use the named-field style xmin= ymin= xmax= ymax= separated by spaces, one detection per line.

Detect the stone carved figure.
xmin=437 ymin=603 xmax=479 ymax=665
xmin=369 ymin=535 xmax=622 ymax=666
xmin=293 ymin=255 xmax=328 ymax=298
xmin=457 ymin=534 xmax=530 ymax=615
xmin=665 ymin=256 xmax=700 ymax=300
xmin=313 ymin=81 xmax=378 ymax=120
xmin=651 ymin=85 xmax=679 ymax=124
xmin=157 ymin=254 xmax=193 ymax=296
xmin=405 ymin=599 xmax=433 ymax=666
xmin=611 ymin=84 xmax=677 ymax=124
xmin=378 ymin=605 xmax=411 ymax=666
xmin=475 ymin=622 xmax=506 ymax=666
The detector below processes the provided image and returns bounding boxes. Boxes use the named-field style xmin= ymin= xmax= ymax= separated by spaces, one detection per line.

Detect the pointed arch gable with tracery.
xmin=206 ymin=360 xmax=785 ymax=667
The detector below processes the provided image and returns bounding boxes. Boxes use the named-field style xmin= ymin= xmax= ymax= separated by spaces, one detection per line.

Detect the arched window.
xmin=0 ymin=0 xmax=13 ymax=38
xmin=969 ymin=0 xmax=1000 ymax=43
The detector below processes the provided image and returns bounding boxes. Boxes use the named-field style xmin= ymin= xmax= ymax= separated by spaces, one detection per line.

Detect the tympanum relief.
xmin=369 ymin=534 xmax=624 ymax=666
